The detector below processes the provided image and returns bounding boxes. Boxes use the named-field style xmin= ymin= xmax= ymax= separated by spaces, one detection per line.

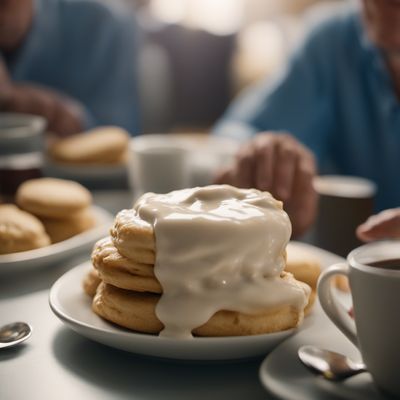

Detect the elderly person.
xmin=214 ymin=0 xmax=400 ymax=239
xmin=0 ymin=0 xmax=139 ymax=136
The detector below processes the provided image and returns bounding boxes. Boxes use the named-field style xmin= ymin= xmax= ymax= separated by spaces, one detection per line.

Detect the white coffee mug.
xmin=318 ymin=240 xmax=400 ymax=397
xmin=129 ymin=135 xmax=190 ymax=197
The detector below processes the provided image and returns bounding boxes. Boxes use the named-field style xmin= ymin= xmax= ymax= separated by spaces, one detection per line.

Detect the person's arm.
xmin=356 ymin=208 xmax=400 ymax=241
xmin=213 ymin=20 xmax=338 ymax=237
xmin=3 ymin=82 xmax=86 ymax=136
xmin=0 ymin=56 xmax=85 ymax=136
xmin=0 ymin=58 xmax=12 ymax=107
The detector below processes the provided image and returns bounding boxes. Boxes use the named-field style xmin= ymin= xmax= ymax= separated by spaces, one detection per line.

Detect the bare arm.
xmin=0 ymin=59 xmax=85 ymax=136
xmin=2 ymin=83 xmax=85 ymax=136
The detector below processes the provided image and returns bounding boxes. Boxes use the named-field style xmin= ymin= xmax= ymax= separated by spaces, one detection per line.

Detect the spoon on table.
xmin=298 ymin=345 xmax=367 ymax=381
xmin=0 ymin=322 xmax=32 ymax=349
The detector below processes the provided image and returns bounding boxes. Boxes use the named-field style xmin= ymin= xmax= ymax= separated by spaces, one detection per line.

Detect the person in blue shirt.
xmin=0 ymin=0 xmax=139 ymax=136
xmin=214 ymin=0 xmax=400 ymax=238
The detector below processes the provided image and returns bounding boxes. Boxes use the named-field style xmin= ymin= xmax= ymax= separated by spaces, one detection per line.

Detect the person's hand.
xmin=214 ymin=132 xmax=318 ymax=238
xmin=1 ymin=82 xmax=85 ymax=136
xmin=356 ymin=208 xmax=400 ymax=242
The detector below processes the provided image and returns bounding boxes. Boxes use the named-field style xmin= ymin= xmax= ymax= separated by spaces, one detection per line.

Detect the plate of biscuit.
xmin=50 ymin=185 xmax=326 ymax=361
xmin=44 ymin=126 xmax=129 ymax=182
xmin=0 ymin=177 xmax=113 ymax=273
xmin=50 ymin=260 xmax=318 ymax=361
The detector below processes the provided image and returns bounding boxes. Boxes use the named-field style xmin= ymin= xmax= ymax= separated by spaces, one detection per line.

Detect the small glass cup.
xmin=0 ymin=113 xmax=46 ymax=201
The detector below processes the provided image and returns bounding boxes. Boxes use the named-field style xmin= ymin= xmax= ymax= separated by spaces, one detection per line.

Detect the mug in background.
xmin=311 ymin=175 xmax=376 ymax=257
xmin=128 ymin=135 xmax=190 ymax=197
xmin=318 ymin=240 xmax=400 ymax=397
xmin=0 ymin=113 xmax=46 ymax=200
xmin=128 ymin=134 xmax=240 ymax=198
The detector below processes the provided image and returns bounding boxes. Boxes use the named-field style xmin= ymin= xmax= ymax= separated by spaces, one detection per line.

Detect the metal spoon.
xmin=298 ymin=345 xmax=367 ymax=381
xmin=0 ymin=322 xmax=32 ymax=349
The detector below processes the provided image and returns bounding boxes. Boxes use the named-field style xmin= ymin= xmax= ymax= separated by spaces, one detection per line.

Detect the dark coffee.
xmin=368 ymin=259 xmax=400 ymax=270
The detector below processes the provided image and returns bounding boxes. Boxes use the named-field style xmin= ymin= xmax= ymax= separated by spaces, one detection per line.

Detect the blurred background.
xmin=126 ymin=0 xmax=345 ymax=134
xmin=0 ymin=0 xmax=351 ymax=195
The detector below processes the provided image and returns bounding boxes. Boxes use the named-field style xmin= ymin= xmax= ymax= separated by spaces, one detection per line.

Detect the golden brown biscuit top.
xmin=0 ymin=204 xmax=47 ymax=236
xmin=49 ymin=126 xmax=129 ymax=164
xmin=16 ymin=178 xmax=92 ymax=215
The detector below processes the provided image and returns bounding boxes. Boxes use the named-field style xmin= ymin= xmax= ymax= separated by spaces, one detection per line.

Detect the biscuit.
xmin=0 ymin=204 xmax=50 ymax=254
xmin=110 ymin=209 xmax=155 ymax=264
xmin=285 ymin=246 xmax=321 ymax=313
xmin=304 ymin=290 xmax=316 ymax=315
xmin=91 ymin=237 xmax=161 ymax=293
xmin=41 ymin=208 xmax=96 ymax=243
xmin=333 ymin=275 xmax=350 ymax=292
xmin=90 ymin=187 xmax=312 ymax=338
xmin=93 ymin=275 xmax=305 ymax=337
xmin=285 ymin=246 xmax=321 ymax=290
xmin=49 ymin=126 xmax=130 ymax=165
xmin=16 ymin=178 xmax=92 ymax=218
xmin=83 ymin=269 xmax=101 ymax=297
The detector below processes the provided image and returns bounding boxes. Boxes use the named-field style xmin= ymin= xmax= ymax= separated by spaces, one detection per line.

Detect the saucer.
xmin=259 ymin=280 xmax=386 ymax=399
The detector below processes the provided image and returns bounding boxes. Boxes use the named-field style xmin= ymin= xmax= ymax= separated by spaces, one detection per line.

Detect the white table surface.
xmin=0 ymin=191 xmax=273 ymax=400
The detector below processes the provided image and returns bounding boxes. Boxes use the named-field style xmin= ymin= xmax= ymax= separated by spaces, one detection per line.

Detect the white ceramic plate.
xmin=259 ymin=246 xmax=384 ymax=400
xmin=49 ymin=247 xmax=315 ymax=361
xmin=0 ymin=206 xmax=113 ymax=273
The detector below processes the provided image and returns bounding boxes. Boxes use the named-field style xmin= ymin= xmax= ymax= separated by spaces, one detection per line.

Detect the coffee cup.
xmin=310 ymin=175 xmax=376 ymax=257
xmin=318 ymin=240 xmax=400 ymax=397
xmin=128 ymin=135 xmax=190 ymax=197
xmin=128 ymin=134 xmax=240 ymax=198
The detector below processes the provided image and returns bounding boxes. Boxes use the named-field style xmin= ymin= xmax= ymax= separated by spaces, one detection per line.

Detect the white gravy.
xmin=133 ymin=185 xmax=309 ymax=338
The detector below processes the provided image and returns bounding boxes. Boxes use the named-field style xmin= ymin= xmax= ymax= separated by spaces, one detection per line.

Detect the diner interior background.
xmin=118 ymin=0 xmax=345 ymax=135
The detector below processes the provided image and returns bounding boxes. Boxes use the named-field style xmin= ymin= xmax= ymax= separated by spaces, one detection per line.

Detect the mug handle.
xmin=317 ymin=263 xmax=358 ymax=347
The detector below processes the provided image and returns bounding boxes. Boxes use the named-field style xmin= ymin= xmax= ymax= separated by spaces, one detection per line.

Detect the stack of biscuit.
xmin=85 ymin=238 xmax=309 ymax=337
xmin=84 ymin=187 xmax=317 ymax=338
xmin=48 ymin=126 xmax=130 ymax=165
xmin=16 ymin=178 xmax=95 ymax=243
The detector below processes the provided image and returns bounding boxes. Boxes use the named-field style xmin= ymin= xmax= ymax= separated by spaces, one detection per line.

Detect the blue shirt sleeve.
xmin=214 ymin=20 xmax=338 ymax=162
xmin=5 ymin=0 xmax=141 ymax=135
xmin=60 ymin=3 xmax=140 ymax=135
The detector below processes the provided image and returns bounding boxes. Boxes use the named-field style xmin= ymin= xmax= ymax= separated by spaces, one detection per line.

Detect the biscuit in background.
xmin=48 ymin=126 xmax=130 ymax=165
xmin=285 ymin=245 xmax=321 ymax=290
xmin=333 ymin=275 xmax=350 ymax=292
xmin=16 ymin=177 xmax=92 ymax=218
xmin=285 ymin=245 xmax=321 ymax=314
xmin=41 ymin=208 xmax=96 ymax=243
xmin=0 ymin=204 xmax=50 ymax=254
